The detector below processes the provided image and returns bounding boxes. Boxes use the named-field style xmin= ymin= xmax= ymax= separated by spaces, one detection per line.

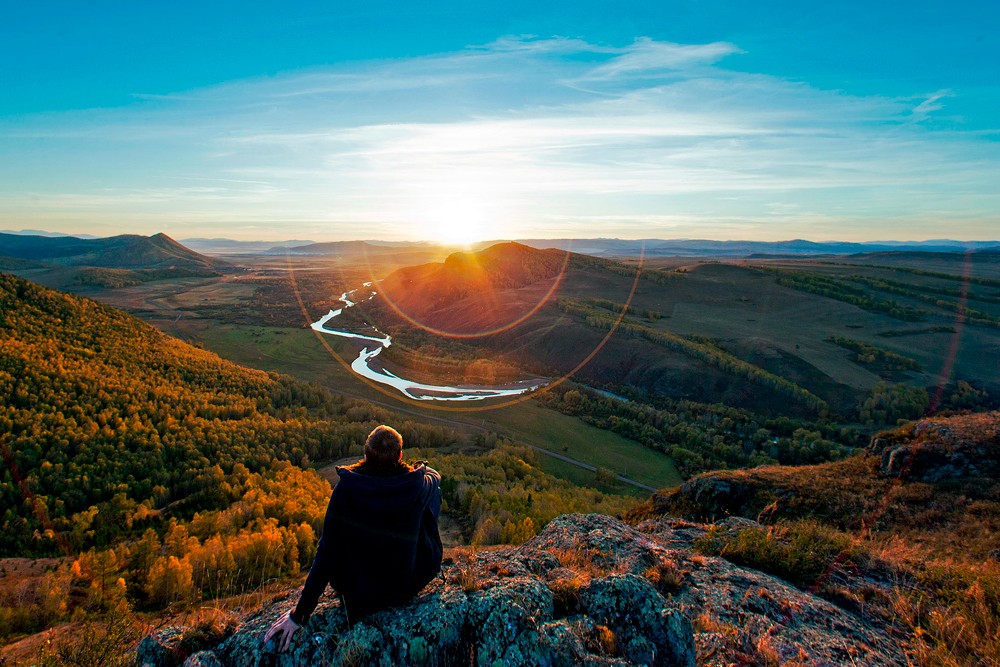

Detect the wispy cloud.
xmin=583 ymin=38 xmax=741 ymax=80
xmin=0 ymin=36 xmax=997 ymax=241
xmin=910 ymin=89 xmax=954 ymax=123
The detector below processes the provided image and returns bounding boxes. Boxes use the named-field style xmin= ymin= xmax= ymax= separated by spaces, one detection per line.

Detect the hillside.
xmin=632 ymin=411 xmax=1000 ymax=558
xmin=626 ymin=411 xmax=1000 ymax=665
xmin=0 ymin=272 xmax=640 ymax=658
xmin=0 ymin=232 xmax=228 ymax=271
xmin=0 ymin=270 xmax=416 ymax=557
xmin=376 ymin=242 xmax=568 ymax=334
xmin=365 ymin=245 xmax=999 ymax=420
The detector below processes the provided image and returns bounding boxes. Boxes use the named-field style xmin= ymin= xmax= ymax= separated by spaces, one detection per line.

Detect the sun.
xmin=421 ymin=199 xmax=495 ymax=246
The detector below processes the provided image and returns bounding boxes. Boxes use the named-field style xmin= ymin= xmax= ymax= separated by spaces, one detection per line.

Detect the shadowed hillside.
xmin=375 ymin=242 xmax=567 ymax=334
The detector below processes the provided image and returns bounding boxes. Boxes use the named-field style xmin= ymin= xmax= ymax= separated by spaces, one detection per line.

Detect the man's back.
xmin=330 ymin=462 xmax=443 ymax=617
xmin=290 ymin=460 xmax=442 ymax=624
xmin=267 ymin=425 xmax=441 ymax=651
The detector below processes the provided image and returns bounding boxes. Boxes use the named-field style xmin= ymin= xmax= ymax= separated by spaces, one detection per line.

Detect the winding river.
xmin=310 ymin=284 xmax=545 ymax=401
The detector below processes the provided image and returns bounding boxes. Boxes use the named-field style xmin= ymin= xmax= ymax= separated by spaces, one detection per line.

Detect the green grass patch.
xmin=486 ymin=401 xmax=683 ymax=490
xmin=195 ymin=324 xmax=350 ymax=382
xmin=695 ymin=519 xmax=868 ymax=588
xmin=534 ymin=453 xmax=646 ymax=497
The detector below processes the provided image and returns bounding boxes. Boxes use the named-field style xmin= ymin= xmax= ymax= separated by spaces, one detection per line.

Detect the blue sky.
xmin=1 ymin=1 xmax=998 ymax=242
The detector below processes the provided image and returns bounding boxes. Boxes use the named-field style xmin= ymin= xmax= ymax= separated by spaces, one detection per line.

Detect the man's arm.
xmin=423 ymin=466 xmax=442 ymax=520
xmin=289 ymin=485 xmax=339 ymax=625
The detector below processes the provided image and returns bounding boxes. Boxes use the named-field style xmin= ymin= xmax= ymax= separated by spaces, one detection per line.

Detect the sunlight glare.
xmin=420 ymin=198 xmax=496 ymax=246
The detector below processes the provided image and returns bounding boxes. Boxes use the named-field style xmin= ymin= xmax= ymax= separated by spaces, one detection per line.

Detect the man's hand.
xmin=263 ymin=611 xmax=300 ymax=653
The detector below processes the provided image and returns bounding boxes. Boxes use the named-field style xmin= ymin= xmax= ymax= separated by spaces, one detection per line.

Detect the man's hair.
xmin=364 ymin=425 xmax=404 ymax=464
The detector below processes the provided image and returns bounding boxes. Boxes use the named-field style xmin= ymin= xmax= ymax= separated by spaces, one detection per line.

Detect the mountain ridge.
xmin=0 ymin=231 xmax=229 ymax=270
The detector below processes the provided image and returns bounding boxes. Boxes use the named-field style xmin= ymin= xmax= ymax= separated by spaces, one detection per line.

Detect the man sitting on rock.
xmin=264 ymin=424 xmax=443 ymax=652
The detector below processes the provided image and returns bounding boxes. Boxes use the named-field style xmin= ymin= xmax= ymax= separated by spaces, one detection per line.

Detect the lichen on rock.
xmin=138 ymin=512 xmax=907 ymax=666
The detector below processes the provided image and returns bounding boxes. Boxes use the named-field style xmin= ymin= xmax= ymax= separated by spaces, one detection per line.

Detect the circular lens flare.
xmin=290 ymin=242 xmax=647 ymax=413
xmin=368 ymin=246 xmax=572 ymax=340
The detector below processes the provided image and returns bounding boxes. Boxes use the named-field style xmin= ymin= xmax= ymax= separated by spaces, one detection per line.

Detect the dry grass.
xmin=890 ymin=563 xmax=1000 ymax=667
xmin=692 ymin=612 xmax=735 ymax=635
xmin=754 ymin=635 xmax=781 ymax=667
xmin=644 ymin=557 xmax=686 ymax=595
xmin=578 ymin=623 xmax=618 ymax=657
xmin=593 ymin=625 xmax=617 ymax=656
xmin=694 ymin=520 xmax=868 ymax=590
xmin=548 ymin=577 xmax=584 ymax=617
xmin=550 ymin=547 xmax=619 ymax=581
xmin=458 ymin=567 xmax=481 ymax=594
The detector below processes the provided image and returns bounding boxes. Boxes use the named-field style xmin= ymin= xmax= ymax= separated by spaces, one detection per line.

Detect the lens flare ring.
xmin=364 ymin=245 xmax=572 ymax=340
xmin=289 ymin=243 xmax=647 ymax=413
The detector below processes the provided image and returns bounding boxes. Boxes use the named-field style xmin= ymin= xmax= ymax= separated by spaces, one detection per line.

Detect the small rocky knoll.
xmin=137 ymin=513 xmax=905 ymax=667
xmin=868 ymin=411 xmax=1000 ymax=482
xmin=637 ymin=411 xmax=1000 ymax=527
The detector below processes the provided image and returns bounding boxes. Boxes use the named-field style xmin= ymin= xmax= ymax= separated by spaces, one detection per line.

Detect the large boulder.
xmin=139 ymin=513 xmax=908 ymax=667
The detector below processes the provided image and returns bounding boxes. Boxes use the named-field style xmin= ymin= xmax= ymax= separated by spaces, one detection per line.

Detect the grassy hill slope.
xmin=627 ymin=411 xmax=1000 ymax=665
xmin=364 ymin=245 xmax=999 ymax=421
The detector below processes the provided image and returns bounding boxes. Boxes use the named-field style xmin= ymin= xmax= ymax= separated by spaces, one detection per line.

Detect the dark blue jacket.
xmin=291 ymin=462 xmax=442 ymax=623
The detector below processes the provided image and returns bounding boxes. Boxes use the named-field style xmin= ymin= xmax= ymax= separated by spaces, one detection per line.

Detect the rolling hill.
xmin=0 ymin=232 xmax=229 ymax=271
xmin=366 ymin=243 xmax=999 ymax=421
xmin=0 ymin=270 xmax=460 ymax=558
xmin=375 ymin=242 xmax=568 ymax=334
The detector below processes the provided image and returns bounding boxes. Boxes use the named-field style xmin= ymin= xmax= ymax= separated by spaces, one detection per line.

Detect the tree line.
xmin=535 ymin=385 xmax=855 ymax=478
xmin=826 ymin=335 xmax=921 ymax=372
xmin=755 ymin=267 xmax=927 ymax=321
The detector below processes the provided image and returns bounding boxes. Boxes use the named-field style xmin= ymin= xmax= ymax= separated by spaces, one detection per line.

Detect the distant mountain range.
xmin=0 ymin=232 xmax=229 ymax=270
xmin=4 ymin=230 xmax=999 ymax=259
xmin=0 ymin=228 xmax=102 ymax=240
xmin=258 ymin=239 xmax=440 ymax=255
xmin=504 ymin=238 xmax=1000 ymax=258
xmin=180 ymin=237 xmax=317 ymax=254
xmin=212 ymin=236 xmax=1000 ymax=258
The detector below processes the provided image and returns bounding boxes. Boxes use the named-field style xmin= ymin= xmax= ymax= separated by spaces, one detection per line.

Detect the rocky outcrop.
xmin=136 ymin=513 xmax=908 ymax=667
xmin=868 ymin=412 xmax=1000 ymax=482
